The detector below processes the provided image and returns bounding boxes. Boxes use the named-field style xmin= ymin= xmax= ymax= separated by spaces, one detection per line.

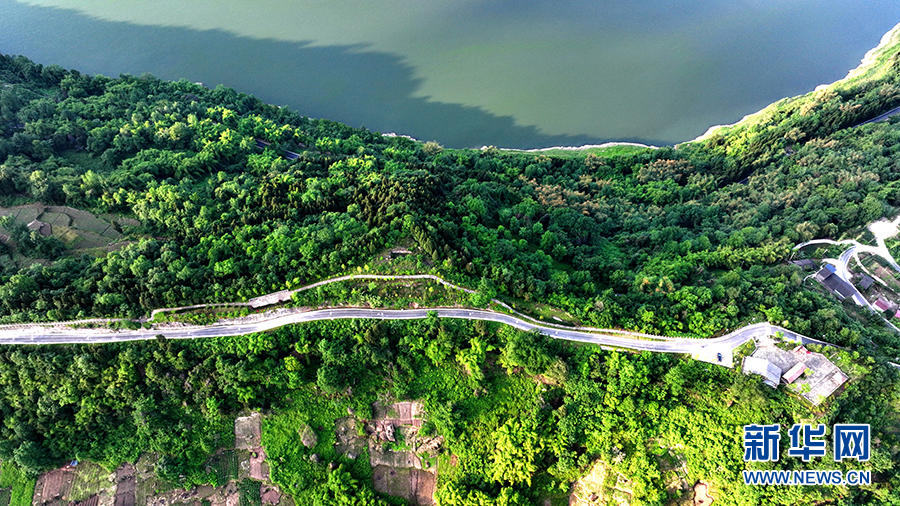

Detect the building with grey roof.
xmin=749 ymin=343 xmax=848 ymax=405
xmin=814 ymin=266 xmax=856 ymax=301
xmin=858 ymin=274 xmax=875 ymax=290
xmin=742 ymin=356 xmax=782 ymax=388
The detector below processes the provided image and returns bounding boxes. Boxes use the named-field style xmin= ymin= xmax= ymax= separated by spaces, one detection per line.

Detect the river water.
xmin=1 ymin=0 xmax=898 ymax=148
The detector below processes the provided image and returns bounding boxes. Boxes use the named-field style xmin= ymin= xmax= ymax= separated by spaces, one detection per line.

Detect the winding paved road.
xmin=0 ymin=307 xmax=832 ymax=368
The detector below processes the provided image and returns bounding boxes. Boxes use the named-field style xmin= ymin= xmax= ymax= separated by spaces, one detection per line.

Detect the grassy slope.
xmin=0 ymin=462 xmax=36 ymax=506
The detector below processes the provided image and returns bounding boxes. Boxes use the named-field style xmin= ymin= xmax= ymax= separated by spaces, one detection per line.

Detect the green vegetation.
xmin=206 ymin=450 xmax=239 ymax=487
xmin=1 ymin=50 xmax=899 ymax=362
xmin=0 ymin=462 xmax=35 ymax=506
xmin=2 ymin=25 xmax=900 ymax=505
xmin=238 ymin=480 xmax=261 ymax=506
xmin=289 ymin=277 xmax=471 ymax=310
xmin=69 ymin=460 xmax=108 ymax=502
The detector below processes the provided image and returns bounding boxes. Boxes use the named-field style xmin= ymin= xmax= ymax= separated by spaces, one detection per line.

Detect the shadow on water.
xmin=0 ymin=0 xmax=660 ymax=149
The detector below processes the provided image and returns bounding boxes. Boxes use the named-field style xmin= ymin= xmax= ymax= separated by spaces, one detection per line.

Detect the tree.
xmin=0 ymin=274 xmax=38 ymax=310
xmin=490 ymin=417 xmax=543 ymax=485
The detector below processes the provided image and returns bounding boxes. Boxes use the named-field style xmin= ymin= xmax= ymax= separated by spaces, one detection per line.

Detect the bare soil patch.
xmin=73 ymin=495 xmax=100 ymax=506
xmin=334 ymin=417 xmax=366 ymax=458
xmin=569 ymin=460 xmax=634 ymax=506
xmin=333 ymin=401 xmax=441 ymax=505
xmin=234 ymin=413 xmax=262 ymax=450
xmin=259 ymin=485 xmax=280 ymax=506
xmin=693 ymin=482 xmax=714 ymax=505
xmin=569 ymin=460 xmax=606 ymax=506
xmin=372 ymin=401 xmax=425 ymax=428
xmin=113 ymin=464 xmax=136 ymax=506
xmin=33 ymin=467 xmax=75 ymax=506
xmin=248 ymin=448 xmax=268 ymax=482
xmin=371 ymin=466 xmax=435 ymax=506
xmin=369 ymin=447 xmax=422 ymax=469
xmin=366 ymin=402 xmax=439 ymax=505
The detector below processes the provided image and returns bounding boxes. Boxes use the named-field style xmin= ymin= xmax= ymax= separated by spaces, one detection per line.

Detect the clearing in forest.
xmin=0 ymin=203 xmax=136 ymax=256
xmin=335 ymin=401 xmax=440 ymax=506
xmin=569 ymin=460 xmax=633 ymax=506
xmin=112 ymin=464 xmax=135 ymax=506
xmin=693 ymin=482 xmax=714 ymax=505
xmin=234 ymin=412 xmax=269 ymax=482
xmin=30 ymin=461 xmax=117 ymax=506
xmin=32 ymin=466 xmax=75 ymax=506
xmin=234 ymin=413 xmax=262 ymax=450
xmin=654 ymin=446 xmax=691 ymax=503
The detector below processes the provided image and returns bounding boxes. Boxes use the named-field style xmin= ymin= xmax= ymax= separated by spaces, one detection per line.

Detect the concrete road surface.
xmin=0 ymin=308 xmax=821 ymax=368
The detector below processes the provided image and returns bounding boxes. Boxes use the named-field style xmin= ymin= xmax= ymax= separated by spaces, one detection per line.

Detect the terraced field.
xmin=0 ymin=203 xmax=138 ymax=255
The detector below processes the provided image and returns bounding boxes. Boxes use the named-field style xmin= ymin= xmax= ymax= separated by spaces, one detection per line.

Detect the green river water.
xmin=1 ymin=0 xmax=899 ymax=148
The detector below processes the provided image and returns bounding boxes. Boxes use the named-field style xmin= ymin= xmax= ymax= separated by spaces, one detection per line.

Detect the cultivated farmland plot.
xmin=31 ymin=462 xmax=117 ymax=506
xmin=21 ymin=412 xmax=289 ymax=506
xmin=68 ymin=461 xmax=112 ymax=503
xmin=0 ymin=204 xmax=136 ymax=255
xmin=206 ymin=450 xmax=239 ymax=485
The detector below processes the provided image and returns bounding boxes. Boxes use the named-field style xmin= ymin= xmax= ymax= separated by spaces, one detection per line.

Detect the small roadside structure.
xmin=858 ymin=274 xmax=875 ymax=290
xmin=813 ymin=265 xmax=856 ymax=301
xmin=749 ymin=342 xmax=848 ymax=405
xmin=390 ymin=248 xmax=412 ymax=259
xmin=790 ymin=259 xmax=816 ymax=269
xmin=26 ymin=219 xmax=51 ymax=237
xmin=742 ymin=357 xmax=781 ymax=388
xmin=782 ymin=362 xmax=808 ymax=384
xmin=874 ymin=297 xmax=892 ymax=312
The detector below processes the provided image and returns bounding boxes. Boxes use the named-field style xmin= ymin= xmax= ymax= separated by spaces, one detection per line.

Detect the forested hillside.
xmin=1 ymin=31 xmax=900 ymax=505
xmin=3 ymin=49 xmax=900 ymax=353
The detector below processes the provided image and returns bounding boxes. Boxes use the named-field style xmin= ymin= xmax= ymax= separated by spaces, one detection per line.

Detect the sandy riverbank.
xmin=497 ymin=141 xmax=658 ymax=152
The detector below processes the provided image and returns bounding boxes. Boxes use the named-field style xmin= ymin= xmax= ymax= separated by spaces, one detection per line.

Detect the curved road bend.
xmin=0 ymin=308 xmax=829 ymax=368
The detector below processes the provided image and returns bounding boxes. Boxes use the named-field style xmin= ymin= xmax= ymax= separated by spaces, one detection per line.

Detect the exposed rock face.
xmin=299 ymin=424 xmax=318 ymax=448
xmin=418 ymin=436 xmax=444 ymax=454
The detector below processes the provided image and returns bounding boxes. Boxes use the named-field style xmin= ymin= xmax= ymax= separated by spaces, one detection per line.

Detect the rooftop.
xmin=750 ymin=343 xmax=847 ymax=405
xmin=858 ymin=274 xmax=875 ymax=290
xmin=742 ymin=356 xmax=781 ymax=388
xmin=814 ymin=267 xmax=856 ymax=301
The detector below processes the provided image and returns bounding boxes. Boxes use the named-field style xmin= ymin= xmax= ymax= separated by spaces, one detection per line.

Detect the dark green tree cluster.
xmin=2 ymin=50 xmax=900 ymax=361
xmin=2 ymin=47 xmax=900 ymax=504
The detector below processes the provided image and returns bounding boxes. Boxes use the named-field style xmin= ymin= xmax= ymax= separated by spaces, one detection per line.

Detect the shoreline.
xmin=382 ymin=131 xmax=659 ymax=153
xmin=496 ymin=141 xmax=658 ymax=152
xmin=380 ymin=23 xmax=900 ymax=153
xmin=845 ymin=21 xmax=900 ymax=80
xmin=684 ymin=21 xmax=900 ymax=146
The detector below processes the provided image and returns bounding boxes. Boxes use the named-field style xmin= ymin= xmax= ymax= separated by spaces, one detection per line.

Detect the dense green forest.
xmin=2 ymin=49 xmax=900 ymax=356
xmin=0 ymin=318 xmax=896 ymax=506
xmin=1 ymin=29 xmax=900 ymax=505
